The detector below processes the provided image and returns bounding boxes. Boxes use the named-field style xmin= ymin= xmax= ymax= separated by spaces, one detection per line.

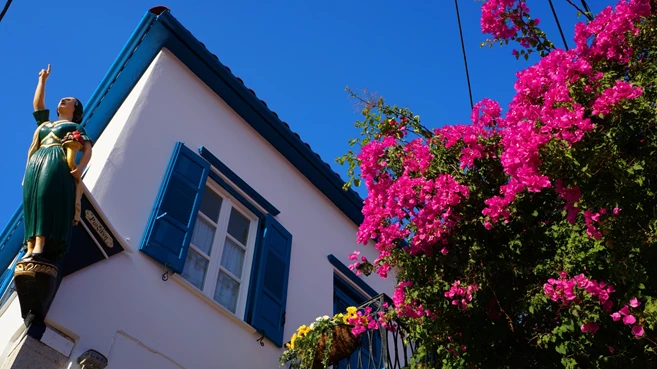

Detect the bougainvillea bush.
xmin=337 ymin=0 xmax=657 ymax=367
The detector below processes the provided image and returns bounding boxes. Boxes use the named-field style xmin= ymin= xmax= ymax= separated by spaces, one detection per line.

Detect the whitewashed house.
xmin=0 ymin=7 xmax=392 ymax=369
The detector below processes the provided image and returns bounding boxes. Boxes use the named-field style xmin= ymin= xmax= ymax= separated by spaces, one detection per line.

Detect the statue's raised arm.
xmin=33 ymin=64 xmax=50 ymax=112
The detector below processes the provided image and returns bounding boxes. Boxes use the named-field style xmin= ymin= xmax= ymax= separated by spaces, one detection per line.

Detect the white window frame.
xmin=184 ymin=177 xmax=259 ymax=318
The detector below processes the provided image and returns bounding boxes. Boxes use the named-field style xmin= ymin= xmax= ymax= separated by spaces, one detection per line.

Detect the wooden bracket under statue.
xmin=13 ymin=256 xmax=62 ymax=339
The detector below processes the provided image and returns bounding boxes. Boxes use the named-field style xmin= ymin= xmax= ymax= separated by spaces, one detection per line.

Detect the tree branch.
xmin=564 ymin=0 xmax=594 ymax=21
xmin=491 ymin=287 xmax=515 ymax=333
xmin=516 ymin=16 xmax=555 ymax=55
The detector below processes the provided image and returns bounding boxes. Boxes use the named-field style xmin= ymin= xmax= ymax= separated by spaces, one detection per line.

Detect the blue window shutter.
xmin=140 ymin=142 xmax=210 ymax=274
xmin=249 ymin=214 xmax=292 ymax=347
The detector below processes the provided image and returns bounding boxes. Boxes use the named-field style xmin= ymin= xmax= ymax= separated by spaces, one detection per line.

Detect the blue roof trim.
xmin=327 ymin=254 xmax=377 ymax=298
xmin=155 ymin=11 xmax=364 ymax=226
xmin=82 ymin=14 xmax=169 ymax=140
xmin=0 ymin=249 xmax=25 ymax=306
xmin=0 ymin=206 xmax=24 ymax=275
xmin=199 ymin=147 xmax=279 ymax=216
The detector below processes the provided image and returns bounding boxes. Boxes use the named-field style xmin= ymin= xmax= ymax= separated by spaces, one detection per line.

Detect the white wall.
xmin=0 ymin=296 xmax=25 ymax=361
xmin=44 ymin=49 xmax=391 ymax=369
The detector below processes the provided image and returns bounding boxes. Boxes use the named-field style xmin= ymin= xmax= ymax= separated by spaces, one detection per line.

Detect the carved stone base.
xmin=13 ymin=258 xmax=61 ymax=340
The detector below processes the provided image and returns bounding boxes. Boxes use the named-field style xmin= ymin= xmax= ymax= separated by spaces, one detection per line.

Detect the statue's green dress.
xmin=22 ymin=109 xmax=91 ymax=253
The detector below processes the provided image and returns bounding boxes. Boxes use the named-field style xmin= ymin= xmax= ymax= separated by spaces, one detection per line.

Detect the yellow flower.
xmin=286 ymin=333 xmax=297 ymax=350
xmin=337 ymin=306 xmax=358 ymax=324
xmin=296 ymin=324 xmax=312 ymax=337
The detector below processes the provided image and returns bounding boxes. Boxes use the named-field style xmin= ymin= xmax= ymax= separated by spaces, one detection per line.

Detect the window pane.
xmin=181 ymin=249 xmax=208 ymax=290
xmin=191 ymin=217 xmax=215 ymax=256
xmin=199 ymin=188 xmax=222 ymax=223
xmin=227 ymin=208 xmax=250 ymax=245
xmin=221 ymin=238 xmax=245 ymax=278
xmin=214 ymin=271 xmax=240 ymax=313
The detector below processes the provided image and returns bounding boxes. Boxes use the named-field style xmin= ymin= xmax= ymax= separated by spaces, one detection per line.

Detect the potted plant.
xmin=280 ymin=307 xmax=361 ymax=369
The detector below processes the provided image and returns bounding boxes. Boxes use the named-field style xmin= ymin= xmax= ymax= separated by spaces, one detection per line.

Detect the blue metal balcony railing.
xmin=333 ymin=293 xmax=423 ymax=369
xmin=291 ymin=293 xmax=432 ymax=369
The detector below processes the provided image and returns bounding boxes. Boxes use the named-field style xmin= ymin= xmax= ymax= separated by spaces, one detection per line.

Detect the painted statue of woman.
xmin=22 ymin=65 xmax=93 ymax=261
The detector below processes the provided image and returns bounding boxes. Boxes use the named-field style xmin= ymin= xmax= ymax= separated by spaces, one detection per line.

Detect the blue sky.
xmin=0 ymin=0 xmax=615 ymax=225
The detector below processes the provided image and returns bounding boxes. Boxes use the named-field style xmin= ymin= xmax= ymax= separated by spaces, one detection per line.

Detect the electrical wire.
xmin=580 ymin=0 xmax=592 ymax=14
xmin=453 ymin=0 xmax=474 ymax=111
xmin=0 ymin=0 xmax=13 ymax=24
xmin=548 ymin=0 xmax=569 ymax=50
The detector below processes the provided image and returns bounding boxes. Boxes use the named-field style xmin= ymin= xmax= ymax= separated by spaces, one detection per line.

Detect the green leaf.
xmin=555 ymin=344 xmax=567 ymax=355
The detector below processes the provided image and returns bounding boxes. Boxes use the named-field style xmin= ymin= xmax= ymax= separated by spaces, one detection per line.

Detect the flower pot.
xmin=311 ymin=325 xmax=360 ymax=369
xmin=63 ymin=140 xmax=83 ymax=171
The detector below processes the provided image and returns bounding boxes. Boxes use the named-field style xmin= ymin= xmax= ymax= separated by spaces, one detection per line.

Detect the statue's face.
xmin=57 ymin=97 xmax=77 ymax=118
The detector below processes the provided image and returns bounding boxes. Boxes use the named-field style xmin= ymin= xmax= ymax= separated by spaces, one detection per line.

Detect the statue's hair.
xmin=57 ymin=98 xmax=84 ymax=123
xmin=72 ymin=99 xmax=84 ymax=123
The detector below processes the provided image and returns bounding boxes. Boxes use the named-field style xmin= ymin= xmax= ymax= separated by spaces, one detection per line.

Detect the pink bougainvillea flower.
xmin=581 ymin=322 xmax=599 ymax=334
xmin=623 ymin=315 xmax=636 ymax=325
xmin=632 ymin=325 xmax=645 ymax=337
xmin=348 ymin=251 xmax=360 ymax=261
xmin=591 ymin=81 xmax=643 ymax=117
xmin=440 ymin=247 xmax=449 ymax=255
xmin=619 ymin=305 xmax=631 ymax=316
xmin=543 ymin=272 xmax=615 ymax=308
xmin=445 ymin=280 xmax=478 ymax=310
xmin=555 ymin=182 xmax=582 ymax=225
xmin=351 ymin=324 xmax=366 ymax=337
xmin=348 ymin=262 xmax=361 ymax=276
xmin=608 ymin=346 xmax=615 ymax=354
xmin=629 ymin=297 xmax=641 ymax=308
xmin=610 ymin=312 xmax=621 ymax=322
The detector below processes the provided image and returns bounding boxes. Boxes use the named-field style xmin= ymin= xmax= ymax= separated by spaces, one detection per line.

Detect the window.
xmin=181 ymin=179 xmax=258 ymax=315
xmin=141 ymin=143 xmax=293 ymax=347
xmin=333 ymin=274 xmax=381 ymax=369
